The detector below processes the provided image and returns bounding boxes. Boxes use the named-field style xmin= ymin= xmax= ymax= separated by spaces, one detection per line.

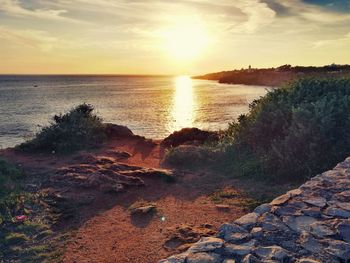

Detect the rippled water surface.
xmin=0 ymin=75 xmax=269 ymax=148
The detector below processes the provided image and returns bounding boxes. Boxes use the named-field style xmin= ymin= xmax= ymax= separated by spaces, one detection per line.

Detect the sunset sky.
xmin=0 ymin=0 xmax=350 ymax=75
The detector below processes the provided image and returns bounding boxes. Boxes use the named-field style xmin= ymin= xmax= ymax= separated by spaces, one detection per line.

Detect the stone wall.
xmin=159 ymin=157 xmax=350 ymax=263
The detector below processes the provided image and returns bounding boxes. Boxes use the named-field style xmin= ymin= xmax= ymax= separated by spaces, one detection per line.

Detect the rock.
xmin=296 ymin=258 xmax=321 ymax=263
xmin=254 ymin=246 xmax=289 ymax=260
xmin=337 ymin=220 xmax=350 ymax=242
xmin=73 ymin=153 xmax=98 ymax=164
xmin=250 ymin=227 xmax=263 ymax=238
xmin=333 ymin=190 xmax=350 ymax=202
xmin=120 ymin=168 xmax=175 ymax=182
xmin=270 ymin=193 xmax=291 ymax=206
xmin=336 ymin=202 xmax=350 ymax=211
xmin=283 ymin=216 xmax=317 ymax=233
xmin=260 ymin=213 xmax=289 ymax=232
xmin=324 ymin=206 xmax=350 ymax=218
xmin=219 ymin=223 xmax=248 ymax=241
xmin=186 ymin=252 xmax=221 ymax=263
xmin=159 ymin=157 xmax=350 ymax=263
xmin=161 ymin=128 xmax=219 ymax=148
xmin=222 ymin=259 xmax=236 ymax=263
xmin=188 ymin=237 xmax=224 ymax=253
xmin=310 ymin=222 xmax=336 ymax=238
xmin=272 ymin=205 xmax=301 ymax=216
xmin=106 ymin=150 xmax=132 ymax=159
xmin=100 ymin=183 xmax=125 ymax=193
xmin=253 ymin=204 xmax=271 ymax=215
xmin=225 ymin=240 xmax=256 ymax=256
xmin=130 ymin=205 xmax=156 ymax=215
xmin=235 ymin=213 xmax=259 ymax=228
xmin=299 ymin=233 xmax=323 ymax=253
xmin=242 ymin=254 xmax=261 ymax=263
xmin=225 ymin=232 xmax=251 ymax=243
xmin=158 ymin=253 xmax=188 ymax=263
xmin=105 ymin=123 xmax=133 ymax=138
xmin=302 ymin=207 xmax=322 ymax=218
xmin=304 ymin=197 xmax=326 ymax=208
xmin=325 ymin=239 xmax=350 ymax=260
xmin=219 ymin=223 xmax=247 ymax=235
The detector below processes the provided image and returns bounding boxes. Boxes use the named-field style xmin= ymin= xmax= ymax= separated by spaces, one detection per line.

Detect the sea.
xmin=0 ymin=75 xmax=269 ymax=148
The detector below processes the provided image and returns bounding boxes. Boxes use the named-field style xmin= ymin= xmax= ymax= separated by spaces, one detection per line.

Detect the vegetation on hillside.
xmin=18 ymin=103 xmax=106 ymax=154
xmin=194 ymin=64 xmax=350 ymax=87
xmin=165 ymin=78 xmax=350 ymax=182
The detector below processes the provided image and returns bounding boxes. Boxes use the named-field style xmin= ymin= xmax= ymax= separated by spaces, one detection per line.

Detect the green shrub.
xmin=18 ymin=103 xmax=106 ymax=154
xmin=222 ymin=78 xmax=350 ymax=181
xmin=163 ymin=145 xmax=218 ymax=169
xmin=0 ymin=159 xmax=22 ymax=199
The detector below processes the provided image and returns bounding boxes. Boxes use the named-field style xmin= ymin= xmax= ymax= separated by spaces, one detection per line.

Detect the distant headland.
xmin=193 ymin=64 xmax=350 ymax=87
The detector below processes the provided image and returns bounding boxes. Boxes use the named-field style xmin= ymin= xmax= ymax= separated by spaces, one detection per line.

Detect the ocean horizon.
xmin=0 ymin=75 xmax=268 ymax=148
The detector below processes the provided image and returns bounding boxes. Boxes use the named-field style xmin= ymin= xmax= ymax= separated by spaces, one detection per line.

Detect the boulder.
xmin=324 ymin=206 xmax=350 ymax=218
xmin=253 ymin=204 xmax=271 ymax=215
xmin=161 ymin=128 xmax=219 ymax=148
xmin=270 ymin=193 xmax=291 ymax=206
xmin=325 ymin=239 xmax=350 ymax=260
xmin=254 ymin=246 xmax=289 ymax=261
xmin=304 ymin=197 xmax=326 ymax=208
xmin=310 ymin=222 xmax=336 ymax=238
xmin=242 ymin=254 xmax=261 ymax=263
xmin=298 ymin=233 xmax=323 ymax=253
xmin=283 ymin=216 xmax=318 ymax=233
xmin=235 ymin=212 xmax=259 ymax=228
xmin=130 ymin=205 xmax=156 ymax=215
xmin=225 ymin=240 xmax=256 ymax=256
xmin=105 ymin=123 xmax=133 ymax=138
xmin=186 ymin=252 xmax=221 ymax=263
xmin=188 ymin=237 xmax=224 ymax=253
xmin=337 ymin=221 xmax=350 ymax=242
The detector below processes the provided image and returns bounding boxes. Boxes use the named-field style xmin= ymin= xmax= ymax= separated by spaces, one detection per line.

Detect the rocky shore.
xmin=160 ymin=157 xmax=350 ymax=262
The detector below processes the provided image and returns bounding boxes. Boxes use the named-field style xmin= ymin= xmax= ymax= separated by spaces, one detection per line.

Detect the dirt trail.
xmin=1 ymin=138 xmax=248 ymax=263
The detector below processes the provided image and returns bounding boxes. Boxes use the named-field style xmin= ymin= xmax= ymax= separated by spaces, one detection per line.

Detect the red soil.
xmin=0 ymin=138 xmax=247 ymax=263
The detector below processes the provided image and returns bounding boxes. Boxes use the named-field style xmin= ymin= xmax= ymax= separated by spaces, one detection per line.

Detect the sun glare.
xmin=169 ymin=75 xmax=196 ymax=132
xmin=162 ymin=19 xmax=209 ymax=61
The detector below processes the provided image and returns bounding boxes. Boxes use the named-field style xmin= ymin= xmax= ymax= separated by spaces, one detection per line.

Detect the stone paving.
xmin=159 ymin=157 xmax=350 ymax=263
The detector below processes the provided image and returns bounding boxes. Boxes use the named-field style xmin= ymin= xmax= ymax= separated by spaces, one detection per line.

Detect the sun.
xmin=161 ymin=19 xmax=209 ymax=61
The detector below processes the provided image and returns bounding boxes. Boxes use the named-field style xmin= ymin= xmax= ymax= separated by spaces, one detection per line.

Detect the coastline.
xmin=194 ymin=65 xmax=350 ymax=87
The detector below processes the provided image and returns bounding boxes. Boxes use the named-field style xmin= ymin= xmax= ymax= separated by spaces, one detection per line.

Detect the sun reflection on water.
xmin=169 ymin=75 xmax=196 ymax=132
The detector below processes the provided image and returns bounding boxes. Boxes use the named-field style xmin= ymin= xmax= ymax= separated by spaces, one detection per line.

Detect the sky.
xmin=0 ymin=0 xmax=350 ymax=75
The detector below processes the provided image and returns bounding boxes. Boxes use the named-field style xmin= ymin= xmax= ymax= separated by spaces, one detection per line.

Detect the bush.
xmin=161 ymin=128 xmax=219 ymax=148
xmin=0 ymin=159 xmax=24 ymax=224
xmin=0 ymin=159 xmax=22 ymax=199
xmin=221 ymin=78 xmax=350 ymax=181
xmin=18 ymin=103 xmax=106 ymax=154
xmin=163 ymin=145 xmax=218 ymax=169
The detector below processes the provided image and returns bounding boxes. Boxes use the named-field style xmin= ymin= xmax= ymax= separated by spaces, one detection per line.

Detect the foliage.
xmin=0 ymin=158 xmax=23 ymax=199
xmin=221 ymin=78 xmax=350 ymax=181
xmin=163 ymin=145 xmax=218 ymax=169
xmin=18 ymin=103 xmax=106 ymax=154
xmin=0 ymin=159 xmax=61 ymax=262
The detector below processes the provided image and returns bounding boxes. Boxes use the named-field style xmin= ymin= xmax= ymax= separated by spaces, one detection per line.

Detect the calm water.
xmin=0 ymin=75 xmax=268 ymax=148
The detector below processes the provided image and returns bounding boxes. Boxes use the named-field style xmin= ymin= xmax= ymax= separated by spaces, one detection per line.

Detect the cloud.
xmin=0 ymin=0 xmax=350 ymax=73
xmin=0 ymin=25 xmax=58 ymax=52
xmin=313 ymin=32 xmax=350 ymax=48
xmin=0 ymin=0 xmax=80 ymax=23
